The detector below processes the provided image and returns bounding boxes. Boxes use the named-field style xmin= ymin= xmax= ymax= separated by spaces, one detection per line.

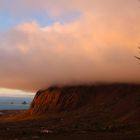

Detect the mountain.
xmin=29 ymin=84 xmax=140 ymax=124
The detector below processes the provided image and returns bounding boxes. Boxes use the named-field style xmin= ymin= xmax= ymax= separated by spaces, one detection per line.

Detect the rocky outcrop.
xmin=29 ymin=84 xmax=140 ymax=123
xmin=30 ymin=85 xmax=94 ymax=114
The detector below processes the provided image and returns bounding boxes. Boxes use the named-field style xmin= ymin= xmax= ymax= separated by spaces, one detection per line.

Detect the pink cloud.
xmin=0 ymin=0 xmax=140 ymax=91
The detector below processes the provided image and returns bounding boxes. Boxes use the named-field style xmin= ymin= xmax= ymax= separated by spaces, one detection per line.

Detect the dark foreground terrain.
xmin=0 ymin=110 xmax=140 ymax=140
xmin=0 ymin=84 xmax=140 ymax=140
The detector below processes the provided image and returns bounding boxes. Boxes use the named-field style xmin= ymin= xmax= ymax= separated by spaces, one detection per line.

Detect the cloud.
xmin=0 ymin=0 xmax=140 ymax=91
xmin=1 ymin=0 xmax=139 ymax=17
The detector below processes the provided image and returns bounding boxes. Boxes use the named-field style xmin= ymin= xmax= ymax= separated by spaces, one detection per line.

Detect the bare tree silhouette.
xmin=135 ymin=46 xmax=140 ymax=60
xmin=135 ymin=56 xmax=140 ymax=60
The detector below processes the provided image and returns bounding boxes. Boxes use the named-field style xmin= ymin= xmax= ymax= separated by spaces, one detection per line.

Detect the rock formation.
xmin=29 ymin=84 xmax=140 ymax=123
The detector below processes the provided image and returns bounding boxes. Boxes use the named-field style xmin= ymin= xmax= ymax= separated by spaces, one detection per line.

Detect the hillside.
xmin=29 ymin=84 xmax=140 ymax=124
xmin=0 ymin=84 xmax=140 ymax=139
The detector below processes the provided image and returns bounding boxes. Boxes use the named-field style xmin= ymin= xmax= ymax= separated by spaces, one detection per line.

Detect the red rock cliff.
xmin=29 ymin=84 xmax=140 ymax=123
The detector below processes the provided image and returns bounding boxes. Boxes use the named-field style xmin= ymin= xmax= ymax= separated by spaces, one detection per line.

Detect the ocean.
xmin=0 ymin=96 xmax=33 ymax=110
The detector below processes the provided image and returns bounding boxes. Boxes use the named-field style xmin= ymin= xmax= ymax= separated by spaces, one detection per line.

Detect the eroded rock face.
xmin=30 ymin=85 xmax=95 ymax=114
xmin=29 ymin=84 xmax=140 ymax=123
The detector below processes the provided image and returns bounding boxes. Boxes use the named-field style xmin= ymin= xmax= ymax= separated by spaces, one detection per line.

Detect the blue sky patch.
xmin=0 ymin=11 xmax=81 ymax=31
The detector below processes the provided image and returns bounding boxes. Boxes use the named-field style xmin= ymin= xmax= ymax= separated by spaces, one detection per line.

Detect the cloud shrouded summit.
xmin=0 ymin=0 xmax=140 ymax=91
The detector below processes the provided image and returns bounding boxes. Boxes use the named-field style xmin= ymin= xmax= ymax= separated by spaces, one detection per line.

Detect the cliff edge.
xmin=29 ymin=84 xmax=140 ymax=123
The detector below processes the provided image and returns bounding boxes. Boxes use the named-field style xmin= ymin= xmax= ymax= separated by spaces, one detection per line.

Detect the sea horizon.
xmin=0 ymin=96 xmax=33 ymax=110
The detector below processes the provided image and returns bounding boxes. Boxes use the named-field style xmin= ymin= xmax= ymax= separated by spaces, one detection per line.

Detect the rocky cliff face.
xmin=29 ymin=84 xmax=140 ymax=123
xmin=30 ymin=85 xmax=94 ymax=114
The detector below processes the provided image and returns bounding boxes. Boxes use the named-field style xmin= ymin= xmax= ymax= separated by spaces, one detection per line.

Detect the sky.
xmin=0 ymin=88 xmax=34 ymax=97
xmin=0 ymin=0 xmax=140 ymax=96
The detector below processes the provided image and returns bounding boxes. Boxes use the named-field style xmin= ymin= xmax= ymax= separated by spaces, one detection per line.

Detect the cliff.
xmin=29 ymin=84 xmax=140 ymax=123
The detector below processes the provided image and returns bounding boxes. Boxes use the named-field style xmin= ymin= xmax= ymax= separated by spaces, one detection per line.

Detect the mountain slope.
xmin=29 ymin=84 xmax=140 ymax=124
